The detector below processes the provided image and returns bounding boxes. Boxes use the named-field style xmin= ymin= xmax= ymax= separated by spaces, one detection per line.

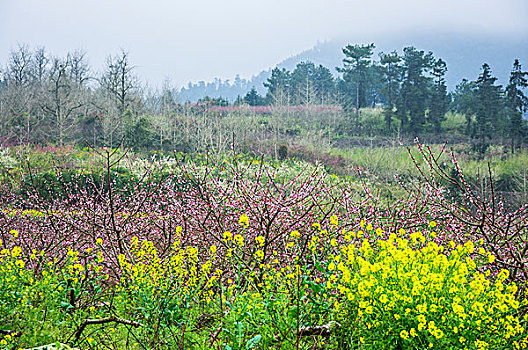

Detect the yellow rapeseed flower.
xmin=238 ymin=214 xmax=249 ymax=227
xmin=488 ymin=253 xmax=496 ymax=263
xmin=255 ymin=235 xmax=265 ymax=246
xmin=234 ymin=234 xmax=244 ymax=246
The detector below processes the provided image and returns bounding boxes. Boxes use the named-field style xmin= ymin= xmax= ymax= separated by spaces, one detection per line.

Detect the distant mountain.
xmin=178 ymin=31 xmax=528 ymax=102
xmin=178 ymin=71 xmax=270 ymax=103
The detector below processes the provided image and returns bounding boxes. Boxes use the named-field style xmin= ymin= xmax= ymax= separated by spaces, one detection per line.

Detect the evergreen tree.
xmin=233 ymin=95 xmax=244 ymax=106
xmin=396 ymin=47 xmax=434 ymax=135
xmin=264 ymin=68 xmax=291 ymax=104
xmin=366 ymin=63 xmax=385 ymax=108
xmin=290 ymin=61 xmax=317 ymax=104
xmin=264 ymin=62 xmax=335 ymax=105
xmin=379 ymin=51 xmax=402 ymax=131
xmin=125 ymin=115 xmax=155 ymax=150
xmin=475 ymin=63 xmax=503 ymax=141
xmin=197 ymin=96 xmax=229 ymax=106
xmin=338 ymin=43 xmax=375 ymax=130
xmin=313 ymin=64 xmax=335 ymax=104
xmin=451 ymin=79 xmax=479 ymax=136
xmin=336 ymin=78 xmax=355 ymax=115
xmin=243 ymin=86 xmax=264 ymax=106
xmin=429 ymin=58 xmax=449 ymax=133
xmin=505 ymin=59 xmax=528 ymax=149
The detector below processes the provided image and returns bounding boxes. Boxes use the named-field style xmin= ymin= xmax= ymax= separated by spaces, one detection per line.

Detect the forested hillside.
xmin=180 ymin=32 xmax=528 ymax=102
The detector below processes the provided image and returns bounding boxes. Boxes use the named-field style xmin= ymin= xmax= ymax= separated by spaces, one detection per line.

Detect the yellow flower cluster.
xmin=3 ymin=209 xmax=46 ymax=217
xmin=1 ymin=217 xmax=526 ymax=348
xmin=0 ymin=245 xmax=27 ymax=293
xmin=238 ymin=214 xmax=249 ymax=227
xmin=117 ymin=230 xmax=220 ymax=305
xmin=318 ymin=223 xmax=527 ymax=348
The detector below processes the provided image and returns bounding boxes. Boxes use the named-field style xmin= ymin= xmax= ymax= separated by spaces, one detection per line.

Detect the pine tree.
xmin=243 ymin=87 xmax=264 ymax=106
xmin=379 ymin=51 xmax=402 ymax=132
xmin=475 ymin=63 xmax=503 ymax=142
xmin=313 ymin=65 xmax=335 ymax=104
xmin=290 ymin=62 xmax=316 ymax=105
xmin=338 ymin=43 xmax=375 ymax=131
xmin=429 ymin=58 xmax=449 ymax=133
xmin=451 ymin=79 xmax=479 ymax=136
xmin=396 ymin=47 xmax=434 ymax=135
xmin=264 ymin=68 xmax=291 ymax=104
xmin=505 ymin=59 xmax=528 ymax=150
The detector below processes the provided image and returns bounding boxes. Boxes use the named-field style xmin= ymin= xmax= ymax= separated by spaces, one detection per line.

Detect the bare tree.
xmin=0 ymin=45 xmax=36 ymax=142
xmin=33 ymin=47 xmax=50 ymax=84
xmin=6 ymin=44 xmax=33 ymax=86
xmin=100 ymin=50 xmax=139 ymax=144
xmin=67 ymin=50 xmax=90 ymax=86
xmin=40 ymin=57 xmax=84 ymax=145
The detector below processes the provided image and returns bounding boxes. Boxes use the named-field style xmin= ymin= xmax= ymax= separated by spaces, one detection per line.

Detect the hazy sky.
xmin=1 ymin=0 xmax=527 ymax=88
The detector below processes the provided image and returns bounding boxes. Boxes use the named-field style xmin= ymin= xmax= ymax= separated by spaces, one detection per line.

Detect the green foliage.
xmin=338 ymin=43 xmax=376 ymax=130
xmin=429 ymin=58 xmax=450 ymax=133
xmin=264 ymin=63 xmax=336 ymax=105
xmin=198 ymin=96 xmax=230 ymax=106
xmin=277 ymin=144 xmax=288 ymax=160
xmin=125 ymin=115 xmax=156 ymax=151
xmin=379 ymin=51 xmax=403 ymax=131
xmin=15 ymin=169 xmax=135 ymax=201
xmin=396 ymin=47 xmax=435 ymax=135
xmin=506 ymin=59 xmax=528 ymax=148
xmin=441 ymin=112 xmax=467 ymax=133
xmin=475 ymin=63 xmax=504 ymax=140
xmin=264 ymin=67 xmax=291 ymax=104
xmin=243 ymin=87 xmax=265 ymax=106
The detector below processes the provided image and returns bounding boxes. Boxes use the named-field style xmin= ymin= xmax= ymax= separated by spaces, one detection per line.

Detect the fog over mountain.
xmin=179 ymin=31 xmax=528 ymax=102
xmin=3 ymin=0 xmax=526 ymax=103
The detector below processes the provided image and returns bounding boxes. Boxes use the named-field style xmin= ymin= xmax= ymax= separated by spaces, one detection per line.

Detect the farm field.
xmin=0 ymin=143 xmax=527 ymax=349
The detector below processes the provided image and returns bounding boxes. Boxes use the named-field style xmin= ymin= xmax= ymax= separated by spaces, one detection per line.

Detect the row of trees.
xmin=339 ymin=44 xmax=527 ymax=143
xmin=452 ymin=61 xmax=528 ymax=148
xmin=0 ymin=43 xmax=526 ymax=149
xmin=0 ymin=45 xmax=168 ymax=147
xmin=242 ymin=44 xmax=527 ymax=143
